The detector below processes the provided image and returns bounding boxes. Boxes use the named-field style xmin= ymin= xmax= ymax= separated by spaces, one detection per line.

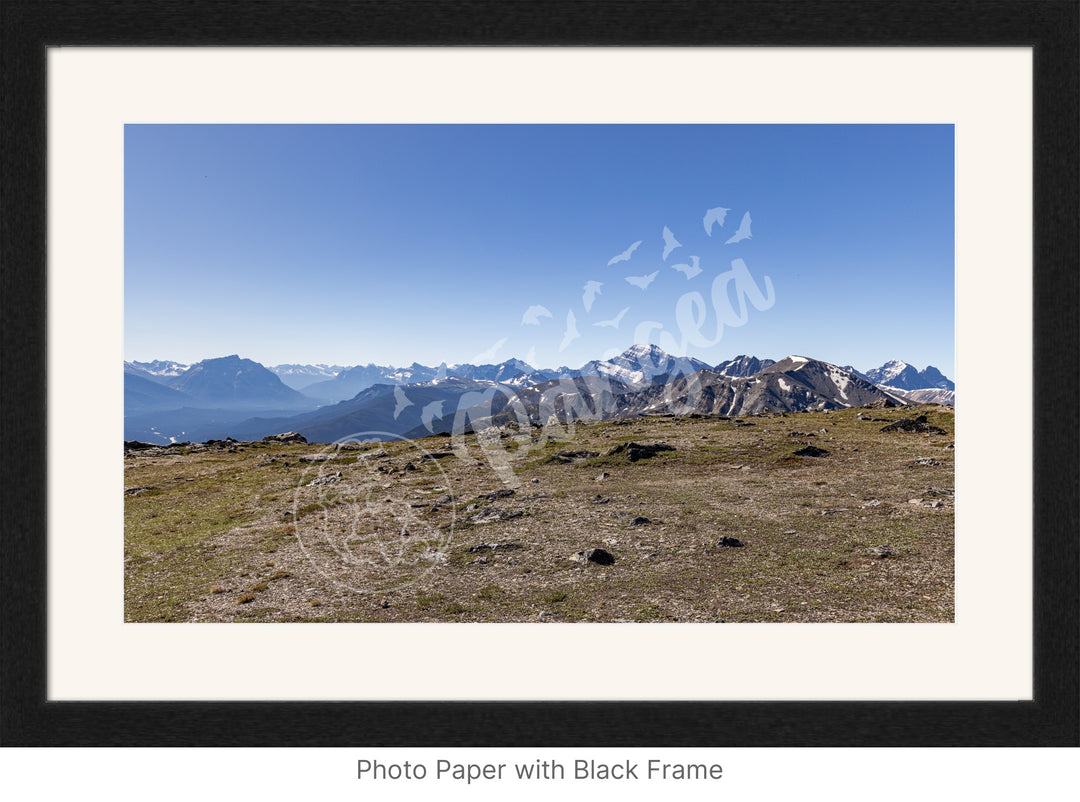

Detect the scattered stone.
xmin=793 ymin=445 xmax=830 ymax=458
xmin=547 ymin=450 xmax=599 ymax=464
xmin=478 ymin=488 xmax=515 ymax=501
xmin=911 ymin=457 xmax=944 ymax=467
xmin=361 ymin=448 xmax=389 ymax=459
xmin=783 ymin=530 xmax=797 ymax=535
xmin=629 ymin=516 xmax=651 ymax=527
xmin=298 ymin=454 xmax=334 ymax=462
xmin=307 ymin=472 xmax=343 ymax=486
xmin=262 ymin=432 xmax=307 ymax=444
xmin=592 ymin=495 xmax=610 ymax=504
xmin=788 ymin=431 xmax=817 ymax=437
xmin=402 ymin=461 xmax=418 ymax=471
xmin=464 ymin=507 xmax=524 ymax=525
xmin=880 ymin=415 xmax=947 ymax=435
xmin=467 ymin=542 xmax=522 ymax=553
xmin=928 ymin=500 xmax=945 ymax=508
xmin=925 ymin=487 xmax=954 ymax=497
xmin=861 ymin=499 xmax=882 ymax=508
xmin=868 ymin=545 xmax=894 ymax=558
xmin=595 ymin=472 xmax=610 ymax=481
xmin=605 ymin=442 xmax=676 ymax=462
xmin=571 ymin=548 xmax=615 ymax=565
xmin=717 ymin=536 xmax=744 ymax=547
xmin=470 ymin=557 xmax=490 ymax=565
xmin=124 ymin=486 xmax=156 ymax=496
xmin=908 ymin=498 xmax=923 ymax=505
xmin=530 ymin=478 xmax=540 ymax=483
xmin=732 ymin=419 xmax=756 ymax=427
xmin=379 ymin=598 xmax=390 ymax=609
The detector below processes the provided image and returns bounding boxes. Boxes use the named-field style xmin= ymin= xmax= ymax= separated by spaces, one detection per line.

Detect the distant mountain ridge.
xmin=125 ymin=348 xmax=953 ymax=443
xmin=415 ymin=354 xmax=908 ymax=436
xmin=299 ymin=358 xmax=571 ymax=402
xmin=269 ymin=363 xmax=349 ymax=390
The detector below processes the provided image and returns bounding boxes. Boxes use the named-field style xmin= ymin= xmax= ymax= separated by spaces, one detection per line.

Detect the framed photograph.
xmin=2 ymin=1 xmax=1076 ymax=747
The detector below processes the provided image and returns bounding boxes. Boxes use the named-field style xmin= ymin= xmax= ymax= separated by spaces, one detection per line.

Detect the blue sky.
xmin=125 ymin=124 xmax=955 ymax=376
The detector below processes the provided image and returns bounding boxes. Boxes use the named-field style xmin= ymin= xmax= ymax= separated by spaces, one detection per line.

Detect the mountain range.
xmin=124 ymin=348 xmax=954 ymax=444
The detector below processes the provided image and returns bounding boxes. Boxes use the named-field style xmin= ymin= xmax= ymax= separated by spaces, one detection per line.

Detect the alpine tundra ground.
xmin=124 ymin=405 xmax=954 ymax=623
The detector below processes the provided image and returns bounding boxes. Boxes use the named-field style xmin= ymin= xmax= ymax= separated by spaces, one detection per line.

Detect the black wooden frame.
xmin=1 ymin=0 xmax=1077 ymax=746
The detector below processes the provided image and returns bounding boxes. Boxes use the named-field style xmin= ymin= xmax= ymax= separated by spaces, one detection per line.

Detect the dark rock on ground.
xmin=910 ymin=457 xmax=944 ymax=467
xmin=868 ymin=545 xmax=894 ymax=558
xmin=629 ymin=516 xmax=651 ymax=526
xmin=605 ymin=442 xmax=676 ymax=462
xmin=717 ymin=536 xmax=744 ymax=547
xmin=794 ymin=445 xmax=830 ymax=457
xmin=307 ymin=471 xmax=342 ymax=486
xmin=464 ymin=507 xmax=524 ymax=525
xmin=880 ymin=415 xmax=947 ymax=435
xmin=571 ymin=548 xmax=615 ymax=565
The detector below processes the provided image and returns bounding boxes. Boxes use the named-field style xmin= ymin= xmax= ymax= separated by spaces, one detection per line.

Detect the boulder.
xmin=263 ymin=432 xmax=307 ymax=444
xmin=570 ymin=548 xmax=615 ymax=565
xmin=605 ymin=442 xmax=676 ymax=462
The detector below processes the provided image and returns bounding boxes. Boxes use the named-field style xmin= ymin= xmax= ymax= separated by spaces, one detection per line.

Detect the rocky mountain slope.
xmin=713 ymin=355 xmax=776 ymax=377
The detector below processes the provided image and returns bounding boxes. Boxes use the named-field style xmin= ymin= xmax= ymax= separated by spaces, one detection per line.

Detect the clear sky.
xmin=125 ymin=124 xmax=955 ymax=376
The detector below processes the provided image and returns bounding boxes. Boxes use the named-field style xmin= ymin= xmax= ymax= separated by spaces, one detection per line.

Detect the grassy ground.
xmin=124 ymin=405 xmax=954 ymax=623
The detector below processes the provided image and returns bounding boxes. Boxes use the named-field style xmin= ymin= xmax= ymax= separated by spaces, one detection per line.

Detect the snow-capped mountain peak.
xmin=578 ymin=344 xmax=711 ymax=385
xmin=865 ymin=359 xmax=954 ymax=391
